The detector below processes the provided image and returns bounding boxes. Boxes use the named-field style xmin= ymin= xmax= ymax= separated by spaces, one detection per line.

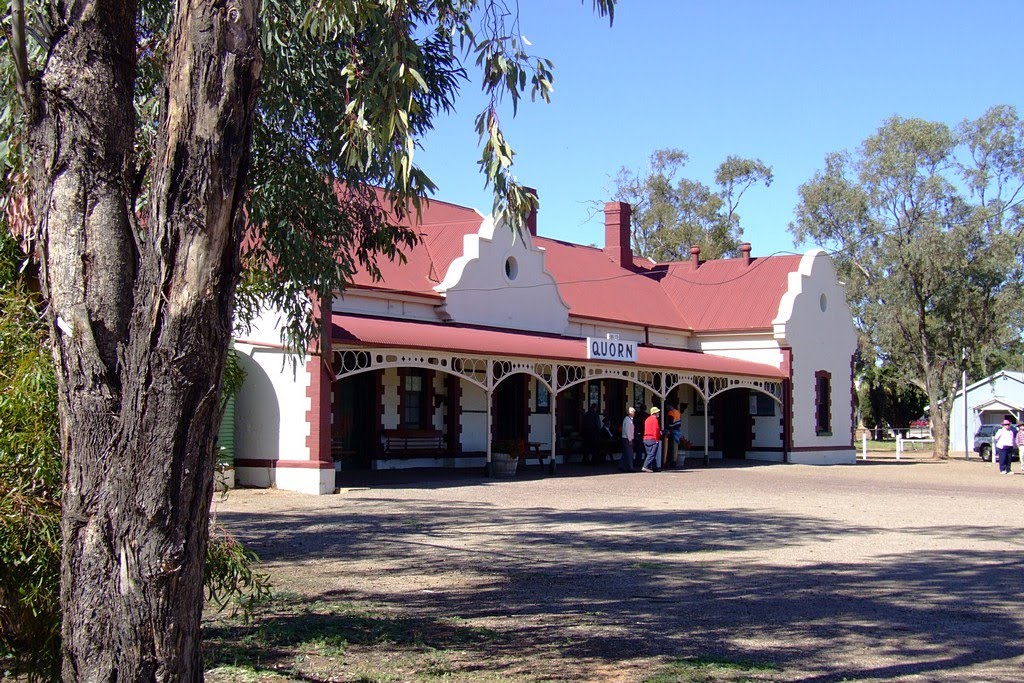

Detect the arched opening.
xmin=331 ymin=369 xmax=382 ymax=470
xmin=710 ymin=388 xmax=751 ymax=459
xmin=707 ymin=386 xmax=784 ymax=461
xmin=493 ymin=373 xmax=529 ymax=441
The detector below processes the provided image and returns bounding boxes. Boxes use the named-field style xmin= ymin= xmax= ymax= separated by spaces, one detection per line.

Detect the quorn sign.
xmin=586 ymin=337 xmax=638 ymax=363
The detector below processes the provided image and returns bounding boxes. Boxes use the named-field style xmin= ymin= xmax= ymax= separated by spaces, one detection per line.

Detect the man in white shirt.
xmin=619 ymin=407 xmax=636 ymax=472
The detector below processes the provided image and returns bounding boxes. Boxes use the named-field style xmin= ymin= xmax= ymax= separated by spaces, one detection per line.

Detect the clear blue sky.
xmin=416 ymin=0 xmax=1024 ymax=258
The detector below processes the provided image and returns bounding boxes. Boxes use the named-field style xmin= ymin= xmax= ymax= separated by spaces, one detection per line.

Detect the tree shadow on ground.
xmin=213 ymin=486 xmax=1024 ymax=682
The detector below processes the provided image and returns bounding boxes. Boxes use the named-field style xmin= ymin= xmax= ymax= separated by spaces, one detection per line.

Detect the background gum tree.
xmin=1 ymin=0 xmax=615 ymax=677
xmin=611 ymin=147 xmax=773 ymax=260
xmin=791 ymin=107 xmax=1024 ymax=458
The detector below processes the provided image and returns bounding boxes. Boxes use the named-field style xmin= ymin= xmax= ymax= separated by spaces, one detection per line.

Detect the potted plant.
xmin=490 ymin=438 xmax=527 ymax=477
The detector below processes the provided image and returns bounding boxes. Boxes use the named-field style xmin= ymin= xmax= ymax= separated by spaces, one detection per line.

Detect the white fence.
xmin=859 ymin=431 xmax=935 ymax=460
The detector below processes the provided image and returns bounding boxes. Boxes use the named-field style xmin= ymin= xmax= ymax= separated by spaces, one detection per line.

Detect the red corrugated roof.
xmin=660 ymin=256 xmax=802 ymax=332
xmin=346 ymin=198 xmax=484 ymax=296
xmin=532 ymin=237 xmax=686 ymax=328
xmin=332 ymin=314 xmax=785 ymax=378
xmin=347 ymin=196 xmax=799 ymax=333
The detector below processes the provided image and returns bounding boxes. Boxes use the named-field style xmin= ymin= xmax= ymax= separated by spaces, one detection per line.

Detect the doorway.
xmin=713 ymin=389 xmax=750 ymax=459
xmin=333 ymin=371 xmax=380 ymax=469
xmin=493 ymin=374 xmax=529 ymax=441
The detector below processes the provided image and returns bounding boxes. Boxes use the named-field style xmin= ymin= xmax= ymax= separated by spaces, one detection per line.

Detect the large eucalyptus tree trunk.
xmin=26 ymin=1 xmax=261 ymax=678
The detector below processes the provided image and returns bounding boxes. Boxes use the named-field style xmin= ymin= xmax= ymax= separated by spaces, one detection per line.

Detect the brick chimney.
xmin=690 ymin=245 xmax=701 ymax=268
xmin=525 ymin=186 xmax=538 ymax=237
xmin=741 ymin=242 xmax=752 ymax=265
xmin=604 ymin=201 xmax=632 ymax=268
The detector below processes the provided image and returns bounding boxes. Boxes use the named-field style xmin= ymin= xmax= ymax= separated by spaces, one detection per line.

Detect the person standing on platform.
xmin=582 ymin=403 xmax=601 ymax=464
xmin=994 ymin=419 xmax=1015 ymax=474
xmin=665 ymin=402 xmax=682 ymax=469
xmin=633 ymin=404 xmax=647 ymax=465
xmin=642 ymin=406 xmax=662 ymax=472
xmin=619 ymin=407 xmax=636 ymax=472
xmin=1016 ymin=420 xmax=1024 ymax=473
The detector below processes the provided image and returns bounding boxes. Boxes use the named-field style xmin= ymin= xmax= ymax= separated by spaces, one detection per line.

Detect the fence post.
xmin=862 ymin=430 xmax=868 ymax=460
xmin=896 ymin=433 xmax=903 ymax=461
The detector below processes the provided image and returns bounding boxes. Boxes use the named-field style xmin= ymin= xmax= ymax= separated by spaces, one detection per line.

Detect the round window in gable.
xmin=505 ymin=256 xmax=519 ymax=281
xmin=819 ymin=293 xmax=828 ymax=312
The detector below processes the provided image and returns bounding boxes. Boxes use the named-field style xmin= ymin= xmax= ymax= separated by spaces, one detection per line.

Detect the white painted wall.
xmin=436 ymin=216 xmax=570 ymax=334
xmin=275 ymin=467 xmax=335 ymax=495
xmin=698 ymin=336 xmax=784 ymax=369
xmin=432 ymin=372 xmax=446 ymax=431
xmin=332 ymin=292 xmax=439 ymax=322
xmin=528 ymin=412 xmax=553 ymax=450
xmin=774 ymin=251 xmax=858 ymax=463
xmin=460 ymin=381 xmax=489 ymax=452
xmin=233 ymin=300 xmax=327 ymax=492
xmin=234 ymin=345 xmax=311 ymax=463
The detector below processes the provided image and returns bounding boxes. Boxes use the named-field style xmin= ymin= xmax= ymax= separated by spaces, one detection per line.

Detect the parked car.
xmin=973 ymin=424 xmax=1019 ymax=462
xmin=910 ymin=416 xmax=929 ymax=428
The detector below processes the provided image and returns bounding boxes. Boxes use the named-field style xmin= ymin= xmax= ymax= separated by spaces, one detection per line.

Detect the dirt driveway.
xmin=208 ymin=455 xmax=1024 ymax=682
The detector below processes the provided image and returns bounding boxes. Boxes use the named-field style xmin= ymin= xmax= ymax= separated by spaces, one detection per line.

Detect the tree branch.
xmin=10 ymin=0 xmax=32 ymax=111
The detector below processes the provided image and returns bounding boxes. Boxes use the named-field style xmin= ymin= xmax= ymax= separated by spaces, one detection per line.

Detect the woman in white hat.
xmin=994 ymin=420 xmax=1015 ymax=474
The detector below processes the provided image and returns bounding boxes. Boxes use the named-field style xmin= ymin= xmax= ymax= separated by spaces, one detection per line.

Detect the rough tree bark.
xmin=26 ymin=1 xmax=261 ymax=678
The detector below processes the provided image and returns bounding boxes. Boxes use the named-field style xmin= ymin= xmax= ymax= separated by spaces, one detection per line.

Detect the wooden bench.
xmin=380 ymin=429 xmax=445 ymax=456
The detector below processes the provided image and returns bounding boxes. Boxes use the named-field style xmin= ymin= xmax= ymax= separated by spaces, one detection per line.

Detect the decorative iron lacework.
xmin=332 ymin=346 xmax=782 ymax=404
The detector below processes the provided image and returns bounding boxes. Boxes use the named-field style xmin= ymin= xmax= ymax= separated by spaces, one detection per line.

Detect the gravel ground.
xmin=210 ymin=454 xmax=1024 ymax=682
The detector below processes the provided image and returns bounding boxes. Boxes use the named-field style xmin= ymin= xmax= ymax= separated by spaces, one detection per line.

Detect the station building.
xmin=231 ymin=196 xmax=858 ymax=494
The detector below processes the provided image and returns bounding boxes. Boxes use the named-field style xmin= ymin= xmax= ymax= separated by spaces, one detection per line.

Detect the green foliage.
xmin=642 ymin=655 xmax=779 ymax=683
xmin=792 ymin=108 xmax=1024 ymax=456
xmin=0 ymin=235 xmax=61 ymax=679
xmin=858 ymin=363 xmax=927 ymax=431
xmin=2 ymin=1 xmax=616 ymax=357
xmin=612 ymin=148 xmax=773 ymax=261
xmin=490 ymin=438 xmax=527 ymax=458
xmin=204 ymin=527 xmax=273 ymax=621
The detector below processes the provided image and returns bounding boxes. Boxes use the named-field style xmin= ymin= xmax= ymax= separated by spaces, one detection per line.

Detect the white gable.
xmin=434 ymin=216 xmax=570 ymax=334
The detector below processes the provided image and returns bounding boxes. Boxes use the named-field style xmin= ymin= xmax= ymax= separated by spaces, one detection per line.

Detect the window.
xmin=750 ymin=392 xmax=775 ymax=417
xmin=632 ymin=384 xmax=645 ymax=409
xmin=815 ymin=371 xmax=831 ymax=435
xmin=504 ymin=256 xmax=518 ymax=281
xmin=401 ymin=370 xmax=428 ymax=428
xmin=535 ymin=382 xmax=551 ymax=413
xmin=692 ymin=395 xmax=705 ymax=416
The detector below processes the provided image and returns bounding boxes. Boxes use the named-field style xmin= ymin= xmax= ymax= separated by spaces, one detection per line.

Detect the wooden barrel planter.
xmin=491 ymin=452 xmax=519 ymax=478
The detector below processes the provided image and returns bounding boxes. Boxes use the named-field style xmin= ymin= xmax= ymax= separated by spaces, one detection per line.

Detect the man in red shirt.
xmin=642 ymin=406 xmax=662 ymax=472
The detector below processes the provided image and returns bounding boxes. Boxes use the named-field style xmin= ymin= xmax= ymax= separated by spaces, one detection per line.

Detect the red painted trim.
xmin=305 ymin=353 xmax=332 ymax=465
xmin=789 ymin=445 xmax=856 ymax=453
xmin=235 ymin=458 xmax=334 ymax=470
xmin=304 ymin=292 xmax=333 ymax=465
xmin=849 ymin=355 xmax=857 ymax=448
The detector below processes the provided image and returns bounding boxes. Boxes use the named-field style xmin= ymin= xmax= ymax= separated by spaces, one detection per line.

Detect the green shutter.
xmin=217 ymin=396 xmax=236 ymax=463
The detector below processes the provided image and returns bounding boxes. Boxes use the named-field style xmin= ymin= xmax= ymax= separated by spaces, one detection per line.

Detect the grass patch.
xmin=643 ymin=655 xmax=780 ymax=683
xmin=204 ymin=595 xmax=502 ymax=680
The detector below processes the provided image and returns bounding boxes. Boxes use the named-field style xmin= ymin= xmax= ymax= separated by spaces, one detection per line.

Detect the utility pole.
xmin=962 ymin=348 xmax=969 ymax=459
